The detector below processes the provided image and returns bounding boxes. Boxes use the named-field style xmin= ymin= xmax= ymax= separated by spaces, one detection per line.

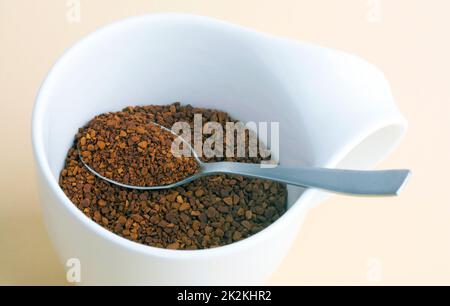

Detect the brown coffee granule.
xmin=77 ymin=111 xmax=199 ymax=187
xmin=59 ymin=102 xmax=287 ymax=250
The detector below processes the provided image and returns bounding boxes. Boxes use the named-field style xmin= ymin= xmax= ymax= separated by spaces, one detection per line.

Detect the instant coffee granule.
xmin=59 ymin=103 xmax=287 ymax=250
xmin=78 ymin=112 xmax=199 ymax=187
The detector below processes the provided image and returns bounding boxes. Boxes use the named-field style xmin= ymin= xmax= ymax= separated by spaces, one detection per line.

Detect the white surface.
xmin=32 ymin=13 xmax=406 ymax=285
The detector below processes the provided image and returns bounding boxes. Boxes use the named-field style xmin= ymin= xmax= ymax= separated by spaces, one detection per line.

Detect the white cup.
xmin=32 ymin=14 xmax=407 ymax=285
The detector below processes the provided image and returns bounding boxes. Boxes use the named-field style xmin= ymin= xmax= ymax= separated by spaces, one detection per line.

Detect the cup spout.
xmin=253 ymin=37 xmax=407 ymax=170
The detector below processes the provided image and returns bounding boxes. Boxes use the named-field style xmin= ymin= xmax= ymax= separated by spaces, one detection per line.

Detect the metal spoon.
xmin=78 ymin=123 xmax=410 ymax=196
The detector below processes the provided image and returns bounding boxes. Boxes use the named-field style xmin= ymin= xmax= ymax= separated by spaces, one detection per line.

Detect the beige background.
xmin=1 ymin=0 xmax=449 ymax=285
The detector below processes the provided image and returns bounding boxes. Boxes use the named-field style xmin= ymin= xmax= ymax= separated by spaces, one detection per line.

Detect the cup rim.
xmin=31 ymin=13 xmax=317 ymax=259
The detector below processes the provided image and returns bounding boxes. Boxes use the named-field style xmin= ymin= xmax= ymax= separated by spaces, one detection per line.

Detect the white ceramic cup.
xmin=32 ymin=14 xmax=407 ymax=285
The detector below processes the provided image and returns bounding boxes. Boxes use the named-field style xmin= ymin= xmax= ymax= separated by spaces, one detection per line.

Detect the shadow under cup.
xmin=32 ymin=14 xmax=407 ymax=285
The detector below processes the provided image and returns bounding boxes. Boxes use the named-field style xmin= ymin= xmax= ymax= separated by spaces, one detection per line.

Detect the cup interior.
xmin=36 ymin=16 xmax=312 ymax=209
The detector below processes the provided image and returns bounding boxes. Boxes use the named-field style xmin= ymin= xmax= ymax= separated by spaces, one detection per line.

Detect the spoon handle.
xmin=202 ymin=162 xmax=410 ymax=196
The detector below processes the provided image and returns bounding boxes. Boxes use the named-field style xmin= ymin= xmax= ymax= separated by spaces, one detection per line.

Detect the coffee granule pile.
xmin=78 ymin=111 xmax=199 ymax=187
xmin=59 ymin=103 xmax=287 ymax=250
